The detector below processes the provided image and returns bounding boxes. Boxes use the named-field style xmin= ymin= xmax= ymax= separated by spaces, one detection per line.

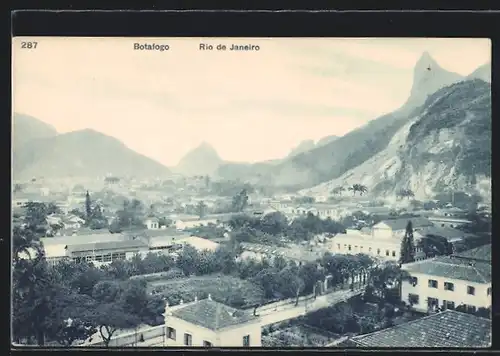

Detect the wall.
xmin=331 ymin=234 xmax=400 ymax=261
xmin=85 ymin=325 xmax=165 ymax=347
xmin=164 ymin=316 xmax=217 ymax=347
xmin=401 ymin=271 xmax=491 ymax=313
xmin=218 ymin=322 xmax=262 ymax=347
xmin=163 ymin=316 xmax=261 ymax=347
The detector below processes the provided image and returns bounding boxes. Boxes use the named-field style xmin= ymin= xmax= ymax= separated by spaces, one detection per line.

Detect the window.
xmin=85 ymin=255 xmax=93 ymax=262
xmin=369 ymin=247 xmax=372 ymax=252
xmin=95 ymin=254 xmax=103 ymax=262
xmin=392 ymin=251 xmax=396 ymax=257
xmin=354 ymin=245 xmax=358 ymax=251
xmin=377 ymin=249 xmax=381 ymax=255
xmin=360 ymin=246 xmax=364 ymax=251
xmin=487 ymin=287 xmax=491 ymax=296
xmin=337 ymin=244 xmax=341 ymax=250
xmin=348 ymin=245 xmax=352 ymax=251
xmin=427 ymin=297 xmax=439 ymax=308
xmin=103 ymin=253 xmax=112 ymax=262
xmin=111 ymin=252 xmax=126 ymax=261
xmin=408 ymin=293 xmax=419 ymax=305
xmin=385 ymin=250 xmax=389 ymax=256
xmin=184 ymin=333 xmax=192 ymax=346
xmin=409 ymin=276 xmax=418 ymax=286
xmin=467 ymin=305 xmax=477 ymax=313
xmin=167 ymin=327 xmax=176 ymax=340
xmin=243 ymin=335 xmax=250 ymax=347
xmin=467 ymin=286 xmax=475 ymax=295
xmin=444 ymin=282 xmax=454 ymax=291
xmin=443 ymin=300 xmax=455 ymax=310
xmin=203 ymin=340 xmax=212 ymax=347
xmin=428 ymin=279 xmax=438 ymax=288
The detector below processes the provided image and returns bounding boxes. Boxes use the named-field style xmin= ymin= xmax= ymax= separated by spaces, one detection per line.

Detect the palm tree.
xmin=348 ymin=184 xmax=359 ymax=196
xmin=358 ymin=185 xmax=368 ymax=196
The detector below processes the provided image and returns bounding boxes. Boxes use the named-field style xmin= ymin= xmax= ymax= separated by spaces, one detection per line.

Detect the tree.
xmin=416 ymin=235 xmax=453 ymax=258
xmin=47 ymin=202 xmax=62 ymax=215
xmin=399 ymin=221 xmax=416 ymax=264
xmin=176 ymin=245 xmax=200 ymax=276
xmin=204 ymin=175 xmax=211 ymax=189
xmin=196 ymin=201 xmax=208 ymax=219
xmin=85 ymin=191 xmax=92 ymax=223
xmin=88 ymin=205 xmax=108 ymax=230
xmin=23 ymin=202 xmax=49 ymax=236
xmin=90 ymin=303 xmax=141 ymax=347
xmin=331 ymin=186 xmax=345 ymax=196
xmin=261 ymin=212 xmax=288 ymax=236
xmin=231 ymin=189 xmax=249 ymax=212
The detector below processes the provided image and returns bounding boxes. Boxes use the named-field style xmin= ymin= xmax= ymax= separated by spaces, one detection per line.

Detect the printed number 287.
xmin=21 ymin=41 xmax=38 ymax=49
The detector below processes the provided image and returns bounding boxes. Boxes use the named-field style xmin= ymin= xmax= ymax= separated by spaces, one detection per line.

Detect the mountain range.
xmin=13 ymin=53 xmax=491 ymax=200
xmin=12 ymin=114 xmax=171 ymax=180
xmin=302 ymin=78 xmax=491 ymax=199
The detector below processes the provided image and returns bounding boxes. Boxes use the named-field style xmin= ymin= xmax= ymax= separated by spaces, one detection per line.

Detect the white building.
xmin=330 ymin=217 xmax=434 ymax=262
xmin=40 ymin=233 xmax=130 ymax=265
xmin=401 ymin=245 xmax=491 ymax=314
xmin=145 ymin=217 xmax=160 ymax=230
xmin=163 ymin=296 xmax=261 ymax=347
xmin=65 ymin=239 xmax=150 ymax=263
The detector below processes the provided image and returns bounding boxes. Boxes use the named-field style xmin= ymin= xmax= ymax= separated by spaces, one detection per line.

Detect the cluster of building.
xmin=40 ymin=229 xmax=220 ymax=266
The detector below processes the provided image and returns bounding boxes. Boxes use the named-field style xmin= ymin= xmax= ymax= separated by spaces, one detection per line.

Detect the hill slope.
xmin=256 ymin=52 xmax=464 ymax=188
xmin=304 ymin=79 xmax=491 ymax=200
xmin=174 ymin=142 xmax=224 ymax=176
xmin=14 ymin=129 xmax=171 ymax=180
xmin=12 ymin=113 xmax=58 ymax=152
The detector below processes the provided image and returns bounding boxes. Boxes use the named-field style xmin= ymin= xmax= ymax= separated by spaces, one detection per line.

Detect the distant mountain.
xmin=316 ymin=135 xmax=339 ymax=147
xmin=249 ymin=52 xmax=465 ymax=188
xmin=400 ymin=51 xmax=464 ymax=115
xmin=466 ymin=62 xmax=491 ymax=83
xmin=13 ymin=128 xmax=171 ymax=180
xmin=288 ymin=140 xmax=316 ymax=158
xmin=174 ymin=142 xmax=224 ymax=176
xmin=13 ymin=113 xmax=58 ymax=152
xmin=304 ymin=79 xmax=491 ymax=200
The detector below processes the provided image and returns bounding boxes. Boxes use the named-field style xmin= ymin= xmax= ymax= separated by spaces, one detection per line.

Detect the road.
xmin=258 ymin=288 xmax=363 ymax=327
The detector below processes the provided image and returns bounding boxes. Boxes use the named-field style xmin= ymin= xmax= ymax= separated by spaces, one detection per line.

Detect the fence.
xmin=83 ymin=325 xmax=165 ymax=347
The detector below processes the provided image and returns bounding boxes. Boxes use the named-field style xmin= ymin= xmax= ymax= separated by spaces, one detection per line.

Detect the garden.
xmin=262 ymin=322 xmax=342 ymax=347
xmin=148 ymin=273 xmax=266 ymax=308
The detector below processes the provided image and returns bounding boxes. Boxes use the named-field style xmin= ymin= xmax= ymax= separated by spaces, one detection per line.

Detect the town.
xmin=12 ymin=174 xmax=492 ymax=348
xmin=12 ymin=37 xmax=491 ymax=349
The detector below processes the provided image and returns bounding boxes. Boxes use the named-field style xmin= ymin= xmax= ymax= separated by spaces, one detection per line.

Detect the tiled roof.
xmin=171 ymin=299 xmax=258 ymax=331
xmin=66 ymin=239 xmax=148 ymax=253
xmin=41 ymin=233 xmax=126 ymax=246
xmin=378 ymin=217 xmax=434 ymax=231
xmin=351 ymin=310 xmax=491 ymax=348
xmin=403 ymin=255 xmax=491 ymax=284
xmin=454 ymin=244 xmax=491 ymax=262
xmin=418 ymin=226 xmax=466 ymax=241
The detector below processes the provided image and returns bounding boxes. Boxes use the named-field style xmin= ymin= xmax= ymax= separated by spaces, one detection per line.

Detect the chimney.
xmin=208 ymin=294 xmax=212 ymax=301
xmin=164 ymin=301 xmax=172 ymax=316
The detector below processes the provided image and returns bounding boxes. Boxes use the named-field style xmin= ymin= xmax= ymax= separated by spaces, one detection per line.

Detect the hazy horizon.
xmin=13 ymin=37 xmax=490 ymax=166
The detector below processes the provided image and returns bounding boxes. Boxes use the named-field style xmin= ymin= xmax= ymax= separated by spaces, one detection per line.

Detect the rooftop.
xmin=416 ymin=226 xmax=467 ymax=242
xmin=351 ymin=310 xmax=491 ymax=348
xmin=170 ymin=299 xmax=258 ymax=331
xmin=41 ymin=233 xmax=127 ymax=246
xmin=453 ymin=244 xmax=491 ymax=262
xmin=403 ymin=254 xmax=491 ymax=284
xmin=376 ymin=217 xmax=434 ymax=231
xmin=65 ymin=239 xmax=148 ymax=253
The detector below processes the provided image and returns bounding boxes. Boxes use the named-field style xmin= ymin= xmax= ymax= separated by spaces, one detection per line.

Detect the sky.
xmin=12 ymin=37 xmax=490 ymax=166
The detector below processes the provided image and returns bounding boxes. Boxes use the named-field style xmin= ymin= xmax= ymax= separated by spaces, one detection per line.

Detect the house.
xmin=330 ymin=229 xmax=402 ymax=261
xmin=181 ymin=236 xmax=220 ymax=252
xmin=40 ymin=233 xmax=130 ymax=265
xmin=163 ymin=296 xmax=261 ymax=347
xmin=401 ymin=245 xmax=491 ymax=314
xmin=413 ymin=225 xmax=468 ymax=245
xmin=61 ymin=215 xmax=85 ymax=230
xmin=145 ymin=217 xmax=160 ymax=230
xmin=427 ymin=215 xmax=472 ymax=229
xmin=371 ymin=217 xmax=434 ymax=239
xmin=65 ymin=239 xmax=150 ymax=263
xmin=347 ymin=310 xmax=490 ymax=348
